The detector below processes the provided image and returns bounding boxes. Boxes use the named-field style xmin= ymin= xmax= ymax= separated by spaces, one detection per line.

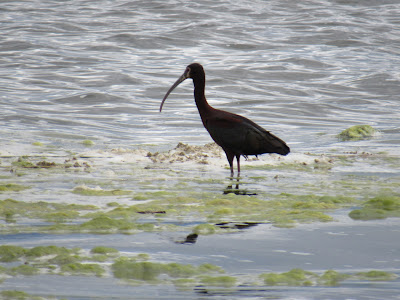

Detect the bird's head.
xmin=184 ymin=63 xmax=204 ymax=79
xmin=159 ymin=63 xmax=204 ymax=112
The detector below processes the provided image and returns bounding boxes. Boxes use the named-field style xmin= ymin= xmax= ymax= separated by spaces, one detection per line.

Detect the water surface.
xmin=1 ymin=0 xmax=400 ymax=299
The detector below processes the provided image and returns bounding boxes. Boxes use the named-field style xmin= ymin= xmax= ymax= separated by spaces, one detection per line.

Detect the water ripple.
xmin=0 ymin=0 xmax=399 ymax=151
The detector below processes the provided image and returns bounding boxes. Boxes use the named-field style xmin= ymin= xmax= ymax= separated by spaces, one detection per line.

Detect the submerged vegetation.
xmin=0 ymin=184 xmax=29 ymax=192
xmin=0 ymin=198 xmax=97 ymax=225
xmin=72 ymin=185 xmax=131 ymax=196
xmin=112 ymin=258 xmax=224 ymax=282
xmin=0 ymin=290 xmax=46 ymax=300
xmin=259 ymin=268 xmax=396 ymax=287
xmin=1 ymin=147 xmax=399 ymax=236
xmin=349 ymin=195 xmax=400 ymax=220
xmin=0 ymin=244 xmax=396 ymax=290
xmin=0 ymin=192 xmax=362 ymax=234
xmin=0 ymin=143 xmax=399 ymax=296
xmin=1 ymin=152 xmax=399 ymax=234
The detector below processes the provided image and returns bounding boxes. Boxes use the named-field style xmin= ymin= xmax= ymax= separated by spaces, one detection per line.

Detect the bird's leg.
xmin=236 ymin=155 xmax=241 ymax=175
xmin=225 ymin=150 xmax=235 ymax=177
xmin=229 ymin=164 xmax=234 ymax=177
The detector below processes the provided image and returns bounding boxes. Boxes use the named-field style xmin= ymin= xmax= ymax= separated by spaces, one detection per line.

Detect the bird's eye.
xmin=185 ymin=67 xmax=191 ymax=77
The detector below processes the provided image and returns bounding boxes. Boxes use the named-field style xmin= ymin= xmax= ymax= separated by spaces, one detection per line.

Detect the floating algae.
xmin=97 ymin=205 xmax=140 ymax=218
xmin=131 ymin=192 xmax=354 ymax=228
xmin=337 ymin=125 xmax=377 ymax=140
xmin=82 ymin=139 xmax=94 ymax=146
xmin=0 ymin=290 xmax=38 ymax=300
xmin=60 ymin=263 xmax=104 ymax=277
xmin=90 ymin=246 xmax=119 ymax=255
xmin=0 ymin=189 xmax=367 ymax=235
xmin=112 ymin=259 xmax=198 ymax=281
xmin=200 ymin=276 xmax=237 ymax=287
xmin=0 ymin=184 xmax=29 ymax=192
xmin=192 ymin=224 xmax=218 ymax=235
xmin=0 ymin=198 xmax=97 ymax=226
xmin=356 ymin=270 xmax=398 ymax=281
xmin=2 ymin=144 xmax=399 ymax=235
xmin=112 ymin=258 xmax=224 ymax=283
xmin=349 ymin=195 xmax=400 ymax=220
xmin=0 ymin=245 xmax=104 ymax=279
xmin=1 ymin=244 xmax=398 ymax=290
xmin=8 ymin=264 xmax=39 ymax=276
xmin=79 ymin=215 xmax=136 ymax=231
xmin=12 ymin=157 xmax=57 ymax=169
xmin=48 ymin=253 xmax=82 ymax=265
xmin=0 ymin=199 xmax=158 ymax=234
xmin=260 ymin=269 xmax=396 ymax=287
xmin=72 ymin=185 xmax=131 ymax=196
xmin=25 ymin=245 xmax=78 ymax=259
xmin=44 ymin=210 xmax=80 ymax=223
xmin=81 ymin=191 xmax=360 ymax=231
xmin=0 ymin=140 xmax=399 ymax=298
xmin=260 ymin=268 xmax=316 ymax=286
xmin=317 ymin=270 xmax=350 ymax=286
xmin=32 ymin=142 xmax=44 ymax=146
xmin=11 ymin=157 xmax=35 ymax=168
xmin=69 ymin=215 xmax=155 ymax=234
xmin=0 ymin=290 xmax=63 ymax=300
xmin=0 ymin=245 xmax=26 ymax=262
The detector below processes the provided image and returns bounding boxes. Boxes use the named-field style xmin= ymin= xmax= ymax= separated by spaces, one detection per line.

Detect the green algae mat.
xmin=0 ymin=141 xmax=400 ymax=299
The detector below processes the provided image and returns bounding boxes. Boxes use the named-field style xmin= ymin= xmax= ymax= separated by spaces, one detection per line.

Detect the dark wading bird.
xmin=160 ymin=63 xmax=290 ymax=176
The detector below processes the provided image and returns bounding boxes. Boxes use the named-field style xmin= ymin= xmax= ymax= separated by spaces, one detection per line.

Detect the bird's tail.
xmin=263 ymin=132 xmax=290 ymax=156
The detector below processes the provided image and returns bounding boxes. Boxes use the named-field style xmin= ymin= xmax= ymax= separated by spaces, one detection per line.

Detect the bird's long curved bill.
xmin=159 ymin=73 xmax=187 ymax=112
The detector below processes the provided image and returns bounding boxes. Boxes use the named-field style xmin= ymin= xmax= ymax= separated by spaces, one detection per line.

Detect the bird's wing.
xmin=206 ymin=113 xmax=289 ymax=156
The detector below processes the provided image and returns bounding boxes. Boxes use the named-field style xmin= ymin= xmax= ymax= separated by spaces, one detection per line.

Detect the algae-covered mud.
xmin=1 ymin=139 xmax=400 ymax=299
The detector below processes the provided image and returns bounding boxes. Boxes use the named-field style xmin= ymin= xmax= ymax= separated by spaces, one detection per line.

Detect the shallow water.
xmin=1 ymin=0 xmax=400 ymax=299
xmin=2 ymin=0 xmax=400 ymax=150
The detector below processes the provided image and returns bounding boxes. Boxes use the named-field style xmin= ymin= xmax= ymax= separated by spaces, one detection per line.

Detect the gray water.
xmin=1 ymin=0 xmax=400 ymax=299
xmin=2 ymin=0 xmax=400 ymax=150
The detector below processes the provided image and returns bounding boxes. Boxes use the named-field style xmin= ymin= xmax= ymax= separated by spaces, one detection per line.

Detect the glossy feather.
xmin=160 ymin=63 xmax=290 ymax=175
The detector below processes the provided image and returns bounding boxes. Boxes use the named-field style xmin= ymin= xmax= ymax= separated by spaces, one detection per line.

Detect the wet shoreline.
xmin=1 ymin=140 xmax=400 ymax=299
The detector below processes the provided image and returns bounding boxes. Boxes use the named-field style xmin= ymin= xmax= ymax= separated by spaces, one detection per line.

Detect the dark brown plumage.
xmin=160 ymin=63 xmax=290 ymax=176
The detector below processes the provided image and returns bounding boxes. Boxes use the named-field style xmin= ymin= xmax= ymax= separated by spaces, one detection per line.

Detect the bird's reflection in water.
xmin=174 ymin=178 xmax=259 ymax=246
xmin=223 ymin=177 xmax=257 ymax=196
xmin=175 ymin=222 xmax=261 ymax=245
xmin=215 ymin=222 xmax=259 ymax=230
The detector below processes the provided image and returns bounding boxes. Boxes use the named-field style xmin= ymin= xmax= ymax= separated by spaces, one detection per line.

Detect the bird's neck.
xmin=192 ymin=75 xmax=213 ymax=117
